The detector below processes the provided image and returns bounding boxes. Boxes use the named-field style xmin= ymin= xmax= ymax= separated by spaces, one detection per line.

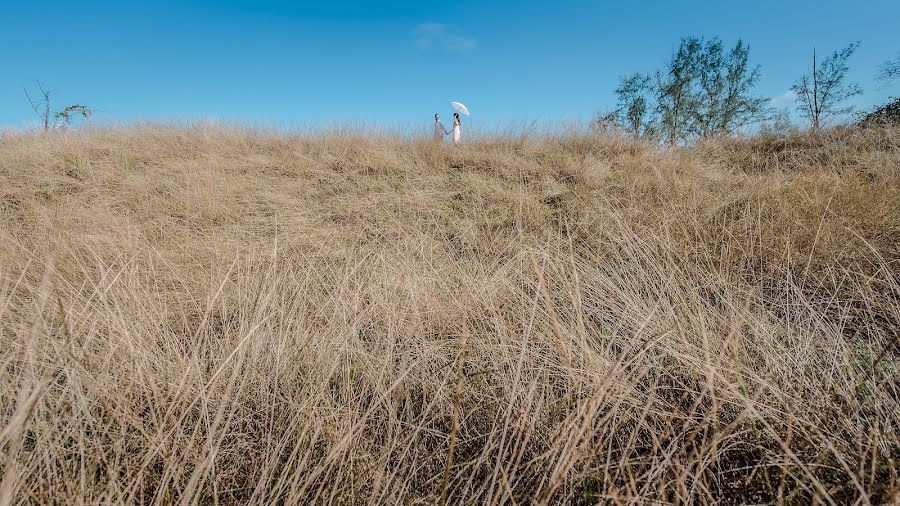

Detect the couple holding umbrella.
xmin=433 ymin=102 xmax=469 ymax=145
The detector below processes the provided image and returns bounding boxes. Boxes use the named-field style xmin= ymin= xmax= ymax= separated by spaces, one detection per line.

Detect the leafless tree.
xmin=24 ymin=81 xmax=53 ymax=133
xmin=791 ymin=43 xmax=862 ymax=130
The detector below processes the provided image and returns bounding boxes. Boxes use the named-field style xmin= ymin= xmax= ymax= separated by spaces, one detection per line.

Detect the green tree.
xmin=611 ymin=37 xmax=768 ymax=143
xmin=612 ymin=73 xmax=656 ymax=138
xmin=656 ymin=37 xmax=702 ymax=145
xmin=791 ymin=42 xmax=862 ymax=130
xmin=693 ymin=39 xmax=767 ymax=137
xmin=54 ymin=105 xmax=92 ymax=128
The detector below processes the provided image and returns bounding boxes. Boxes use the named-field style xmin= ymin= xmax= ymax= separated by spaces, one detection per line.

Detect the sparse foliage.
xmin=23 ymin=81 xmax=92 ymax=132
xmin=54 ymin=104 xmax=92 ymax=128
xmin=591 ymin=109 xmax=621 ymax=135
xmin=692 ymin=39 xmax=767 ymax=137
xmin=656 ymin=37 xmax=702 ymax=145
xmin=860 ymin=97 xmax=900 ymax=125
xmin=613 ymin=73 xmax=656 ymax=138
xmin=791 ymin=42 xmax=862 ymax=129
xmin=759 ymin=107 xmax=798 ymax=136
xmin=877 ymin=51 xmax=900 ymax=85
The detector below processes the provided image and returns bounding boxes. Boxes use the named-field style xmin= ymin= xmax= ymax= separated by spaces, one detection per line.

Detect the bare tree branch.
xmin=877 ymin=51 xmax=900 ymax=85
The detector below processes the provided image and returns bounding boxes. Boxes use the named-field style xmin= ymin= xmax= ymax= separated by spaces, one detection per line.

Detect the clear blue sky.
xmin=1 ymin=0 xmax=898 ymax=130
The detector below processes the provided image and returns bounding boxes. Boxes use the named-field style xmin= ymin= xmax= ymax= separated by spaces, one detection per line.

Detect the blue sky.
xmin=1 ymin=0 xmax=898 ymax=130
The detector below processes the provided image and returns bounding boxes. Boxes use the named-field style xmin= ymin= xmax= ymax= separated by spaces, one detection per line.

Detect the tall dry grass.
xmin=0 ymin=125 xmax=898 ymax=504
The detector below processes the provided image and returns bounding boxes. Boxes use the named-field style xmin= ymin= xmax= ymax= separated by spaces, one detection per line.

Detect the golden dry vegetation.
xmin=0 ymin=125 xmax=898 ymax=504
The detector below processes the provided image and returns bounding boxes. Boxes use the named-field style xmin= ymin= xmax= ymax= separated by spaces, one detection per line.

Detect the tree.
xmin=643 ymin=37 xmax=768 ymax=144
xmin=877 ymin=51 xmax=900 ymax=86
xmin=759 ymin=108 xmax=798 ymax=136
xmin=591 ymin=110 xmax=620 ymax=135
xmin=693 ymin=39 xmax=767 ymax=137
xmin=791 ymin=42 xmax=862 ymax=130
xmin=24 ymin=81 xmax=92 ymax=132
xmin=24 ymin=82 xmax=53 ymax=133
xmin=612 ymin=73 xmax=656 ymax=138
xmin=656 ymin=37 xmax=702 ymax=145
xmin=610 ymin=37 xmax=768 ymax=144
xmin=54 ymin=105 xmax=92 ymax=129
xmin=860 ymin=97 xmax=900 ymax=126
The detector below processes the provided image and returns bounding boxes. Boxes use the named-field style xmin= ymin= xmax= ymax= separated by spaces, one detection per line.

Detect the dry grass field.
xmin=0 ymin=125 xmax=898 ymax=504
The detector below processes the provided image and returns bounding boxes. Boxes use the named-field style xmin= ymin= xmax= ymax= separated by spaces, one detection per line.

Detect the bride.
xmin=451 ymin=112 xmax=461 ymax=145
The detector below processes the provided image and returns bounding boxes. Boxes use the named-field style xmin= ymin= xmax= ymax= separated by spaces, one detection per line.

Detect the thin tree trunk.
xmin=671 ymin=91 xmax=681 ymax=146
xmin=812 ymin=48 xmax=819 ymax=130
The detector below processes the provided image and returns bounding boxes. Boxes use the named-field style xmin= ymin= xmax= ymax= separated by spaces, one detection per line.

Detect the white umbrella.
xmin=451 ymin=102 xmax=470 ymax=116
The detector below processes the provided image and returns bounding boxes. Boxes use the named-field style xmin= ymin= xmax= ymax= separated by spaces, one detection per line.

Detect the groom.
xmin=433 ymin=113 xmax=449 ymax=140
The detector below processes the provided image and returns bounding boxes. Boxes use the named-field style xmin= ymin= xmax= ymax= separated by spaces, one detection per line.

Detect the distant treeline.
xmin=601 ymin=38 xmax=900 ymax=143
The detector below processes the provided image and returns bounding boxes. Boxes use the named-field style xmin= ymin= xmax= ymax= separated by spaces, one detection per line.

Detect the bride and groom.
xmin=433 ymin=113 xmax=462 ymax=145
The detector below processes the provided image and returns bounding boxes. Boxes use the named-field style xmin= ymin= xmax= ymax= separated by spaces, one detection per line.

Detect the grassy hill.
xmin=0 ymin=125 xmax=898 ymax=504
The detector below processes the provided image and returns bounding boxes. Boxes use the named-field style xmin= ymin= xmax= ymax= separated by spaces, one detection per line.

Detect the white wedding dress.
xmin=451 ymin=122 xmax=461 ymax=145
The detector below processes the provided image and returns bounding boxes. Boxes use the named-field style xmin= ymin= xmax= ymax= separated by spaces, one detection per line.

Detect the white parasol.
xmin=450 ymin=102 xmax=470 ymax=116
